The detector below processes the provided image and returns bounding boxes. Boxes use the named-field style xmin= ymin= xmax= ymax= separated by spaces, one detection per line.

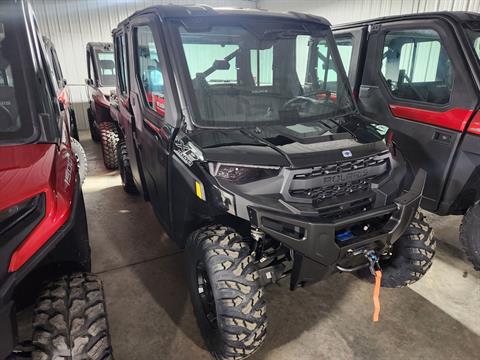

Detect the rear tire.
xmin=358 ymin=211 xmax=435 ymax=287
xmin=116 ymin=140 xmax=137 ymax=194
xmin=32 ymin=273 xmax=113 ymax=360
xmin=186 ymin=225 xmax=267 ymax=360
xmin=460 ymin=202 xmax=480 ymax=270
xmin=99 ymin=122 xmax=119 ymax=170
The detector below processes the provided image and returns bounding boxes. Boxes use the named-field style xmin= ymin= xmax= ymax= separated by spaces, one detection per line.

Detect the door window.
xmin=134 ymin=25 xmax=165 ymax=117
xmin=335 ymin=36 xmax=353 ymax=74
xmin=381 ymin=29 xmax=453 ymax=104
xmin=115 ymin=34 xmax=128 ymax=95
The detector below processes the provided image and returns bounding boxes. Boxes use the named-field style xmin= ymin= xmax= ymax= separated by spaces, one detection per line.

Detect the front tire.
xmin=70 ymin=138 xmax=88 ymax=185
xmin=116 ymin=140 xmax=137 ymax=194
xmin=460 ymin=202 xmax=480 ymax=270
xmin=186 ymin=225 xmax=267 ymax=359
xmin=358 ymin=211 xmax=435 ymax=287
xmin=99 ymin=122 xmax=119 ymax=170
xmin=32 ymin=273 xmax=113 ymax=360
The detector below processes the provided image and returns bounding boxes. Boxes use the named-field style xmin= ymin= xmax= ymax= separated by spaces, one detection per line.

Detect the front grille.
xmin=290 ymin=177 xmax=373 ymax=200
xmin=287 ymin=152 xmax=390 ymax=204
xmin=293 ymin=154 xmax=388 ymax=180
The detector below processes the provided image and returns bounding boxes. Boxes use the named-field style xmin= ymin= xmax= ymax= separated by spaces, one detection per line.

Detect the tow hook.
xmin=365 ymin=250 xmax=381 ymax=275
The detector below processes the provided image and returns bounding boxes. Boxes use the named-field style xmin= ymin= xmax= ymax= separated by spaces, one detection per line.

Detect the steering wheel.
xmin=281 ymin=96 xmax=318 ymax=112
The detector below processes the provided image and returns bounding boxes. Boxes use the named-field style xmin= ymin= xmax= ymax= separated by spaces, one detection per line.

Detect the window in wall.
xmin=381 ymin=29 xmax=453 ymax=104
xmin=134 ymin=25 xmax=165 ymax=117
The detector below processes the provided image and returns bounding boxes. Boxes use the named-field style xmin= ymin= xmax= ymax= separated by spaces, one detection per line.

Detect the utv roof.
xmin=333 ymin=11 xmax=480 ymax=30
xmin=86 ymin=42 xmax=113 ymax=51
xmin=114 ymin=4 xmax=330 ymax=30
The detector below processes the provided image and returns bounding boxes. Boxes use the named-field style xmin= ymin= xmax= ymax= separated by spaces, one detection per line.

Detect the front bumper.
xmin=249 ymin=169 xmax=426 ymax=289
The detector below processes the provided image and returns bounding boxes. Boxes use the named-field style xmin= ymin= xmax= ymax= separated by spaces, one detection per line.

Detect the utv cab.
xmin=44 ymin=36 xmax=88 ymax=184
xmin=333 ymin=12 xmax=480 ymax=270
xmin=0 ymin=2 xmax=112 ymax=359
xmin=85 ymin=42 xmax=119 ymax=169
xmin=112 ymin=5 xmax=434 ymax=359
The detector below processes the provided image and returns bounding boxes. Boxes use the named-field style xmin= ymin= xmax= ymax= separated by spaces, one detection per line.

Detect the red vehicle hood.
xmin=0 ymin=144 xmax=56 ymax=211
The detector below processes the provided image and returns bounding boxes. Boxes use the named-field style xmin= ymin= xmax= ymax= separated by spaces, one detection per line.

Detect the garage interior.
xmin=13 ymin=0 xmax=480 ymax=359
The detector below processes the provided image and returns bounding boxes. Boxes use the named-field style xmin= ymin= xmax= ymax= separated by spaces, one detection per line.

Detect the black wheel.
xmin=32 ymin=273 xmax=113 ymax=360
xmin=69 ymin=109 xmax=80 ymax=141
xmin=87 ymin=109 xmax=100 ymax=143
xmin=460 ymin=202 xmax=480 ymax=270
xmin=116 ymin=140 xmax=137 ymax=194
xmin=358 ymin=211 xmax=435 ymax=287
xmin=99 ymin=122 xmax=119 ymax=170
xmin=186 ymin=225 xmax=267 ymax=360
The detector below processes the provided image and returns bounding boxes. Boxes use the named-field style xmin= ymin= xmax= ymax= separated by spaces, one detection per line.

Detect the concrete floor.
xmin=76 ymin=132 xmax=480 ymax=359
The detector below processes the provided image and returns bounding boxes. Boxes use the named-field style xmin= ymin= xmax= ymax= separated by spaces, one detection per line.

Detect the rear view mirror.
xmin=212 ymin=60 xmax=230 ymax=70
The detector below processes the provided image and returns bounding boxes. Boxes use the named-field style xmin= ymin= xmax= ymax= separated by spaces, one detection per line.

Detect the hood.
xmin=0 ymin=144 xmax=56 ymax=211
xmin=190 ymin=120 xmax=388 ymax=168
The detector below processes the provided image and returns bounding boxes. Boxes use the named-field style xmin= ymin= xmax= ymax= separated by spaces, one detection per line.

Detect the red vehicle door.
xmin=341 ymin=18 xmax=479 ymax=212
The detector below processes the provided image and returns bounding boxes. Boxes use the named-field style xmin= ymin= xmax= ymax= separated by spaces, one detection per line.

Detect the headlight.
xmin=0 ymin=195 xmax=41 ymax=235
xmin=210 ymin=163 xmax=280 ymax=185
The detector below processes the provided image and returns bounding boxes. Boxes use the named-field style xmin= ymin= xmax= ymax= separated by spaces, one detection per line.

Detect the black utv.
xmin=85 ymin=42 xmax=119 ymax=169
xmin=112 ymin=5 xmax=434 ymax=359
xmin=333 ymin=12 xmax=480 ymax=270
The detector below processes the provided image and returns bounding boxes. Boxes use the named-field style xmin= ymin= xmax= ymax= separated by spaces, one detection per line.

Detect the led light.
xmin=210 ymin=163 xmax=280 ymax=185
xmin=0 ymin=195 xmax=40 ymax=234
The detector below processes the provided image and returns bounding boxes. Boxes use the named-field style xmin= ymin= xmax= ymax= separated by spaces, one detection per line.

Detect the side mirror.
xmin=62 ymin=79 xmax=67 ymax=86
xmin=85 ymin=78 xmax=93 ymax=86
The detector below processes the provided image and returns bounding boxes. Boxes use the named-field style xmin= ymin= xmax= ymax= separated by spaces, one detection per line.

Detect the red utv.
xmin=0 ymin=1 xmax=112 ymax=358
xmin=85 ymin=42 xmax=119 ymax=169
xmin=333 ymin=12 xmax=480 ymax=269
xmin=44 ymin=36 xmax=88 ymax=185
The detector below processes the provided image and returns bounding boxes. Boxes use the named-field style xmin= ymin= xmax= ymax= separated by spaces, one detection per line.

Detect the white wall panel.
xmin=259 ymin=0 xmax=480 ymax=25
xmin=32 ymin=0 xmax=256 ymax=129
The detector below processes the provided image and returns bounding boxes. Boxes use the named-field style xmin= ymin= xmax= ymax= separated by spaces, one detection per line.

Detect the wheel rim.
xmin=196 ymin=260 xmax=218 ymax=329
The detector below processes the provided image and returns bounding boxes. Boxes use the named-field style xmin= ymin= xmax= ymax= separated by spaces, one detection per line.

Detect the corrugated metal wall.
xmin=259 ymin=0 xmax=480 ymax=24
xmin=34 ymin=0 xmax=480 ymax=129
xmin=32 ymin=0 xmax=256 ymax=129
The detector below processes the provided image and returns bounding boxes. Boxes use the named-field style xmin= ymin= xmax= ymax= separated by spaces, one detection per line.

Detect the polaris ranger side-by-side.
xmin=333 ymin=12 xmax=480 ymax=270
xmin=112 ymin=5 xmax=434 ymax=359
xmin=44 ymin=36 xmax=88 ymax=185
xmin=0 ymin=2 xmax=112 ymax=359
xmin=85 ymin=42 xmax=119 ymax=170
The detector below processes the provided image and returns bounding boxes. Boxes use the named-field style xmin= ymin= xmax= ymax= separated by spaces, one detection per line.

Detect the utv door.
xmin=129 ymin=17 xmax=174 ymax=229
xmin=356 ymin=20 xmax=478 ymax=212
xmin=114 ymin=30 xmax=145 ymax=194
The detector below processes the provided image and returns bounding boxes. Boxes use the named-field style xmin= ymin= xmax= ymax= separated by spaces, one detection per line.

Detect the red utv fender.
xmin=0 ymin=143 xmax=77 ymax=272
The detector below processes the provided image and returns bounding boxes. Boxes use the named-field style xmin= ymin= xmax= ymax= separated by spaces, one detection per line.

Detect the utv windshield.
xmin=0 ymin=12 xmax=35 ymax=144
xmin=95 ymin=50 xmax=116 ymax=87
xmin=174 ymin=19 xmax=355 ymax=128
